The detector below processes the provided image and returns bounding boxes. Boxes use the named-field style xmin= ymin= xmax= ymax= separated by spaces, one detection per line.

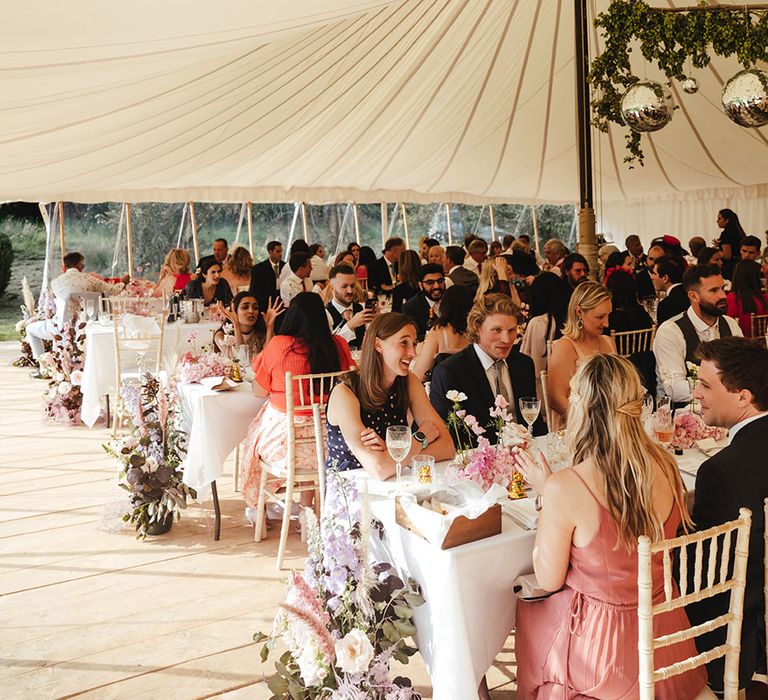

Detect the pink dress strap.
xmin=567 ymin=468 xmax=606 ymax=512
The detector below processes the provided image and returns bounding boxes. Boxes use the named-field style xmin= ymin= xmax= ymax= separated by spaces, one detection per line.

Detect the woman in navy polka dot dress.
xmin=325 ymin=313 xmax=455 ymax=479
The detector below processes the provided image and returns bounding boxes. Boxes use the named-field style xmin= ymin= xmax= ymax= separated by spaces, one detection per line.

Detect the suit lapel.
xmin=463 ymin=346 xmax=494 ymax=410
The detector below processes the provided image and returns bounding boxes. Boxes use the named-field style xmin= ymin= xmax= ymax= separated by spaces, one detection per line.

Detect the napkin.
xmin=199 ymin=376 xmax=238 ymax=391
xmin=502 ymin=497 xmax=538 ymax=530
xmin=123 ymin=313 xmax=160 ymax=337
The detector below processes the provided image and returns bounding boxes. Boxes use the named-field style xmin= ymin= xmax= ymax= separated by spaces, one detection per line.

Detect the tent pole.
xmin=400 ymin=203 xmax=410 ymax=249
xmin=176 ymin=202 xmax=187 ymax=248
xmin=189 ymin=201 xmax=199 ymax=265
xmin=489 ymin=205 xmax=496 ymax=242
xmin=287 ymin=203 xmax=299 ymax=249
xmin=125 ymin=203 xmax=134 ymax=277
xmin=531 ymin=205 xmax=542 ymax=259
xmin=58 ymin=202 xmax=65 ymax=267
xmin=246 ymin=202 xmax=254 ymax=256
xmin=300 ymin=203 xmax=309 ymax=242
xmin=574 ymin=0 xmax=598 ymax=277
xmin=445 ymin=203 xmax=453 ymax=246
xmin=353 ymin=202 xmax=361 ymax=245
xmin=380 ymin=203 xmax=388 ymax=247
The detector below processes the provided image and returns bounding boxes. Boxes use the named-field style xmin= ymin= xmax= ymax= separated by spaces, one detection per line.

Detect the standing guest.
xmin=653 ymin=264 xmax=742 ymax=406
xmin=391 ymin=250 xmax=421 ymax=312
xmin=561 ymin=252 xmax=589 ymax=301
xmin=606 ymin=268 xmax=653 ymax=333
xmin=740 ymin=234 xmax=762 ymax=261
xmin=651 ymin=234 xmax=688 ymax=259
xmin=697 ymin=246 xmax=724 ymax=271
xmin=517 ymin=233 xmax=532 ymax=253
xmin=716 ymin=207 xmax=746 ymax=278
xmin=220 ymin=245 xmax=253 ymax=294
xmin=412 ymin=284 xmax=473 ymax=381
xmin=153 ymin=248 xmax=191 ymax=297
xmin=652 ymin=255 xmax=689 ymax=325
xmin=430 ymin=293 xmax=546 ymax=444
xmin=543 ymin=238 xmax=569 ymax=277
xmin=515 ymin=354 xmax=706 ymax=700
xmin=308 ymin=243 xmax=330 ymax=283
xmin=279 ymin=252 xmax=313 ymax=307
xmin=427 ymin=244 xmax=445 ymax=268
xmin=548 ymin=282 xmax=615 ymax=426
xmin=369 ymin=237 xmax=404 ymax=293
xmin=464 ymin=238 xmax=488 ymax=276
xmin=520 ymin=272 xmax=567 ymax=403
xmin=463 ymin=233 xmax=479 ymax=252
xmin=213 ymin=292 xmax=282 ymax=358
xmin=489 ymin=240 xmax=503 ymax=257
xmin=197 ymin=237 xmax=229 ymax=271
xmin=420 ymin=237 xmax=439 ymax=263
xmin=444 ymin=245 xmax=479 ymax=296
xmin=277 ymin=240 xmax=311 ymax=286
xmin=240 ymin=293 xmax=355 ymax=512
xmin=625 ymin=234 xmax=647 ymax=267
xmin=326 ymin=263 xmax=376 ymax=350
xmin=726 ymin=259 xmax=768 ymax=337
xmin=688 ymin=236 xmax=706 ymax=261
xmin=402 ymin=263 xmax=445 ymax=341
xmin=687 ymin=338 xmax=768 ymax=694
xmin=184 ymin=258 xmax=232 ymax=307
xmin=346 ymin=241 xmax=361 ymax=265
xmin=249 ymin=240 xmax=285 ymax=312
xmin=501 ymin=233 xmax=516 ymax=253
xmin=325 ymin=313 xmax=454 ymax=478
xmin=356 ymin=245 xmax=377 ymax=290
xmin=645 ymin=244 xmax=666 ymax=272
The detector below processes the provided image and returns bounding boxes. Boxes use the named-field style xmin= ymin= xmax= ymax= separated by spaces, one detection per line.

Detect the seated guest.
xmin=561 ymin=252 xmax=590 ymax=302
xmin=464 ymin=238 xmax=488 ymax=276
xmin=276 ymin=239 xmax=311 ymax=286
xmin=652 ymin=255 xmax=688 ymax=324
xmin=597 ymin=244 xmax=619 ymax=279
xmin=153 ymin=248 xmax=191 ymax=297
xmin=325 ymin=313 xmax=454 ymax=478
xmin=402 ymin=263 xmax=445 ymax=341
xmin=687 ymin=338 xmax=768 ymax=693
xmin=240 ymin=293 xmax=354 ymax=511
xmin=625 ymin=233 xmax=647 ymax=267
xmin=355 ymin=245 xmax=377 ymax=289
xmin=391 ymin=249 xmax=421 ymax=312
xmin=184 ymin=258 xmax=233 ymax=307
xmin=501 ymin=233 xmax=515 ymax=253
xmin=489 ymin=240 xmax=502 ymax=257
xmin=197 ymin=237 xmax=229 ymax=272
xmin=412 ymin=285 xmax=473 ymax=381
xmin=606 ymin=268 xmax=653 ymax=333
xmin=726 ymin=259 xmax=768 ymax=336
xmin=427 ymin=244 xmax=445 ymax=268
xmin=213 ymin=292 xmax=282 ymax=358
xmin=418 ymin=236 xmax=439 ymax=263
xmin=604 ymin=249 xmax=634 ymax=276
xmin=475 ymin=255 xmax=524 ymax=305
xmin=326 ymin=263 xmax=376 ymax=350
xmin=308 ymin=243 xmax=330 ymax=284
xmin=249 ymin=240 xmax=285 ymax=312
xmin=697 ymin=246 xmax=724 ymax=271
xmin=346 ymin=242 xmax=361 ymax=265
xmin=369 ymin=237 xmax=404 ymax=293
xmin=444 ymin=245 xmax=479 ymax=297
xmin=688 ymin=235 xmax=706 ymax=261
xmin=515 ymin=354 xmax=706 ymax=699
xmin=430 ymin=293 xmax=546 ymax=444
xmin=279 ymin=252 xmax=313 ymax=307
xmin=548 ymin=281 xmax=614 ymax=426
xmin=520 ymin=272 xmax=567 ymax=403
xmin=220 ymin=245 xmax=253 ymax=294
xmin=334 ymin=250 xmax=356 ymax=268
xmin=740 ymin=234 xmax=762 ymax=262
xmin=543 ymin=238 xmax=568 ymax=277
xmin=654 ymin=264 xmax=742 ymax=406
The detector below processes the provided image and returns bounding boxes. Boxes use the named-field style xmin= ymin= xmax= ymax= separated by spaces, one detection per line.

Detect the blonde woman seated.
xmin=514 ymin=354 xmax=706 ymax=699
xmin=412 ymin=285 xmax=472 ymax=382
xmin=474 ymin=256 xmax=522 ymax=308
xmin=547 ymin=281 xmax=614 ymax=427
xmin=153 ymin=248 xmax=192 ymax=297
xmin=220 ymin=245 xmax=253 ymax=294
xmin=325 ymin=313 xmax=455 ymax=479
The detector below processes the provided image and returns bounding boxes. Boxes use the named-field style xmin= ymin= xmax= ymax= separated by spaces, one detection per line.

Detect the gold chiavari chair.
xmin=610 ymin=326 xmax=656 ymax=357
xmin=749 ymin=313 xmax=768 ymax=344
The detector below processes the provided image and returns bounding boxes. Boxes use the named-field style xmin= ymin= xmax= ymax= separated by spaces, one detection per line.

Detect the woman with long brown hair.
xmin=515 ymin=354 xmax=706 ymax=699
xmin=325 ymin=313 xmax=454 ymax=479
xmin=391 ymin=249 xmax=422 ymax=312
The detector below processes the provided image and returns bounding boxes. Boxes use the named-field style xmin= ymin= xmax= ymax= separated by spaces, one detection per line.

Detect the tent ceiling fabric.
xmin=1 ymin=0 xmax=767 ymax=207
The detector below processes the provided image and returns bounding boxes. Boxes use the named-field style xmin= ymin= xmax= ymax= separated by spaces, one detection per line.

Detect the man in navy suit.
xmin=402 ymin=263 xmax=444 ymax=342
xmin=652 ymin=255 xmax=689 ymax=325
xmin=686 ymin=337 xmax=768 ymax=693
xmin=430 ymin=293 xmax=546 ymax=444
xmin=249 ymin=240 xmax=285 ymax=312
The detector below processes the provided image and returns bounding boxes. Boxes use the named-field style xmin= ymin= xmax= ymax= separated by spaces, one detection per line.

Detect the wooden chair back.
xmin=637 ymin=508 xmax=752 ymax=700
xmin=610 ymin=326 xmax=656 ymax=357
xmin=106 ymin=296 xmax=165 ymax=317
xmin=546 ymin=339 xmax=553 ymax=364
xmin=749 ymin=313 xmax=768 ymax=343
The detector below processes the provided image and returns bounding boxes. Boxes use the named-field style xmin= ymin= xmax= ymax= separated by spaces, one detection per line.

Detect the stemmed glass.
xmin=518 ymin=397 xmax=541 ymax=434
xmin=386 ymin=425 xmax=411 ymax=484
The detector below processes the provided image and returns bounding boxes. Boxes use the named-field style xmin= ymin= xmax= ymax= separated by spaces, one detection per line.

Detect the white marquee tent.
xmin=1 ymin=0 xmax=767 ymax=243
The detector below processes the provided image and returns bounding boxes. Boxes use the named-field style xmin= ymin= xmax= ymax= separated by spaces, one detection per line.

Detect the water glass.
xmin=386 ymin=425 xmax=411 ymax=484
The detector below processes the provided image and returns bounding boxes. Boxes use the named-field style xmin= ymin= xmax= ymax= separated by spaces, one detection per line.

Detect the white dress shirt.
xmin=728 ymin=411 xmax=768 ymax=445
xmin=329 ymin=298 xmax=358 ymax=344
xmin=653 ymin=306 xmax=742 ymax=403
xmin=310 ymin=255 xmax=330 ymax=282
xmin=474 ymin=343 xmax=513 ymax=403
xmin=464 ymin=257 xmax=481 ymax=275
xmin=280 ymin=272 xmax=311 ymax=306
xmin=50 ymin=268 xmax=124 ymax=302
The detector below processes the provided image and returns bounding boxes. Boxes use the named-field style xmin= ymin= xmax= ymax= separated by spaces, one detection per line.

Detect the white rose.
xmin=57 ymin=381 xmax=72 ymax=395
xmin=70 ymin=370 xmax=83 ymax=386
xmin=145 ymin=456 xmax=159 ymax=473
xmin=296 ymin=646 xmax=326 ymax=687
xmin=334 ymin=629 xmax=374 ymax=674
xmin=446 ymin=390 xmax=467 ymax=402
xmin=55 ymin=372 xmax=65 ymax=383
xmin=47 ymin=388 xmax=58 ymax=400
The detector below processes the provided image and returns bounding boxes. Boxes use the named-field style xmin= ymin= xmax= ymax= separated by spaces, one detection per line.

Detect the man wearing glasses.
xmin=402 ymin=264 xmax=445 ymax=341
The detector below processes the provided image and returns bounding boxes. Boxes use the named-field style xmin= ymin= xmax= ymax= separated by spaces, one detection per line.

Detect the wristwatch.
xmin=412 ymin=430 xmax=428 ymax=449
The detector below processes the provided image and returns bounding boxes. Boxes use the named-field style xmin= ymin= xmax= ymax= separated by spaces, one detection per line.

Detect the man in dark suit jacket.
xmin=685 ymin=338 xmax=768 ymax=692
xmin=402 ymin=263 xmax=445 ymax=341
xmin=652 ymin=255 xmax=689 ymax=325
xmin=444 ymin=245 xmax=479 ymax=297
xmin=368 ymin=237 xmax=404 ymax=293
xmin=249 ymin=240 xmax=285 ymax=311
xmin=430 ymin=293 xmax=546 ymax=443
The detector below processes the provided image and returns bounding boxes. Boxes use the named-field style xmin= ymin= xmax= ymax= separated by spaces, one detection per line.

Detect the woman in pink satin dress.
xmin=515 ymin=354 xmax=707 ymax=699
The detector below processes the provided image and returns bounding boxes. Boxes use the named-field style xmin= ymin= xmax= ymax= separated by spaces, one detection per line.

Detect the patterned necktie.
xmin=273 ymin=263 xmax=279 ymax=280
xmin=492 ymin=359 xmax=511 ymax=403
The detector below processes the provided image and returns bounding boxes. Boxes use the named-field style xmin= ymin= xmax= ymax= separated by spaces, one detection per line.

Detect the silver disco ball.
xmin=681 ymin=78 xmax=698 ymax=94
xmin=722 ymin=69 xmax=768 ymax=128
xmin=620 ymin=81 xmax=675 ymax=133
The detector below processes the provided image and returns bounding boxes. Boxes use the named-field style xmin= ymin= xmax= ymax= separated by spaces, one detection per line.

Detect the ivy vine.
xmin=589 ymin=0 xmax=768 ymax=165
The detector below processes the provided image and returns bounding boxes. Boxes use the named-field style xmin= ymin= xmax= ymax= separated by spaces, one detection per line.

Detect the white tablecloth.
xmin=179 ymin=381 xmax=264 ymax=500
xmin=80 ymin=320 xmax=218 ymax=427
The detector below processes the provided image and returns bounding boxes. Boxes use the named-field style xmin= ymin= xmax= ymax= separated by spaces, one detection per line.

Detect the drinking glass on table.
xmin=518 ymin=397 xmax=541 ymax=434
xmin=652 ymin=405 xmax=674 ymax=447
xmin=386 ymin=425 xmax=411 ymax=484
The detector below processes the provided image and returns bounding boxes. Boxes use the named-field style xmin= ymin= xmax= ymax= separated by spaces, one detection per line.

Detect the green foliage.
xmin=0 ymin=232 xmax=13 ymax=297
xmin=589 ymin=1 xmax=768 ymax=164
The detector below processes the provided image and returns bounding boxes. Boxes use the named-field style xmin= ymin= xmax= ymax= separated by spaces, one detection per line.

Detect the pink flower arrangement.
xmin=42 ymin=321 xmax=86 ymax=424
xmin=177 ymin=351 xmax=232 ymax=384
xmin=670 ymin=411 xmax=728 ymax=450
xmin=447 ymin=437 xmax=519 ymax=490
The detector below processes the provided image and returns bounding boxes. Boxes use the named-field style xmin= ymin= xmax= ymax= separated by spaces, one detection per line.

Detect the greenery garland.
xmin=589 ymin=0 xmax=768 ymax=164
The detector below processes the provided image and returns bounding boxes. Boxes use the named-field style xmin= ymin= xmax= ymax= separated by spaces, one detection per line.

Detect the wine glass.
xmin=386 ymin=425 xmax=411 ymax=484
xmin=518 ymin=397 xmax=541 ymax=434
xmin=642 ymin=393 xmax=654 ymax=424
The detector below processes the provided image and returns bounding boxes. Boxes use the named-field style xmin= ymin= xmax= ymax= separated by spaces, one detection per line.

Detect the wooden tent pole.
xmin=400 ymin=203 xmax=410 ymax=249
xmin=125 ymin=203 xmax=134 ymax=276
xmin=532 ymin=205 xmax=542 ymax=258
xmin=246 ymin=202 xmax=254 ymax=256
xmin=380 ymin=203 xmax=388 ymax=248
xmin=445 ymin=203 xmax=453 ymax=246
xmin=300 ymin=202 xmax=309 ymax=242
xmin=58 ymin=202 xmax=66 ymax=267
xmin=189 ymin=201 xmax=199 ymax=265
xmin=353 ymin=202 xmax=361 ymax=245
xmin=489 ymin=205 xmax=496 ymax=241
